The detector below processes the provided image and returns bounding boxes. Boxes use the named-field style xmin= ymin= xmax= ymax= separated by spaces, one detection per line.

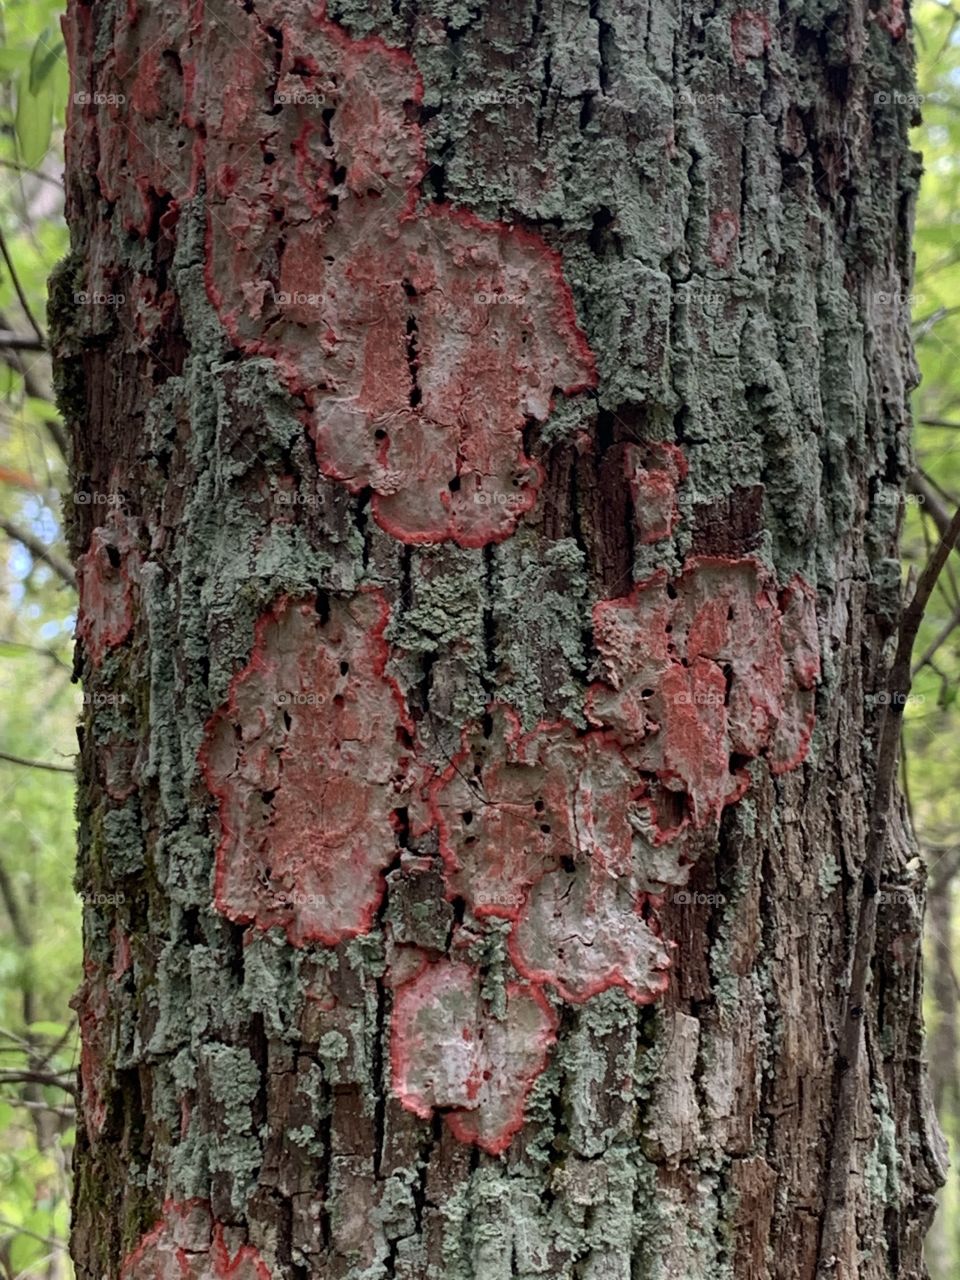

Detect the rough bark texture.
xmin=57 ymin=1 xmax=947 ymax=1278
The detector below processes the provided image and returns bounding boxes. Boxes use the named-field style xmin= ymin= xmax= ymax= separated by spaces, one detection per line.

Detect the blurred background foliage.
xmin=0 ymin=0 xmax=958 ymax=1276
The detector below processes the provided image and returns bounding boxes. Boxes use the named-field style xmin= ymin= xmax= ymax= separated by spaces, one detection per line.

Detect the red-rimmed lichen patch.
xmin=120 ymin=1200 xmax=274 ymax=1280
xmin=509 ymin=862 xmax=674 ymax=1006
xmin=587 ymin=557 xmax=818 ymax=828
xmin=389 ymin=958 xmax=556 ymax=1155
xmin=625 ymin=441 xmax=688 ymax=544
xmin=76 ymin=512 xmax=141 ymax=667
xmin=196 ymin=5 xmax=596 ymax=545
xmin=199 ymin=589 xmax=416 ymax=947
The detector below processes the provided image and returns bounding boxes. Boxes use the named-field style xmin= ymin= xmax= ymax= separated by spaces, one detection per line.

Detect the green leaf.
xmin=8 ymin=1228 xmax=42 ymax=1275
xmin=0 ymin=47 xmax=29 ymax=77
xmin=28 ymin=30 xmax=64 ymax=96
xmin=14 ymin=79 xmax=54 ymax=169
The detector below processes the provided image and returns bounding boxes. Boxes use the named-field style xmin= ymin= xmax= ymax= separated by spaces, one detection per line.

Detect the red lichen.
xmin=389 ymin=958 xmax=556 ymax=1154
xmin=509 ymin=863 xmax=674 ymax=1005
xmin=625 ymin=441 xmax=687 ymax=544
xmin=199 ymin=589 xmax=416 ymax=947
xmin=769 ymin=574 xmax=820 ymax=772
xmin=121 ymin=1200 xmax=273 ymax=1280
xmin=876 ymin=0 xmax=907 ymax=40
xmin=429 ymin=707 xmax=695 ymax=1003
xmin=92 ymin=1 xmax=200 ymax=236
xmin=72 ymin=959 xmax=110 ymax=1144
xmin=76 ymin=512 xmax=141 ymax=667
xmin=730 ymin=10 xmax=771 ymax=65
xmin=587 ymin=557 xmax=817 ymax=829
xmin=429 ymin=706 xmax=649 ymax=920
xmin=708 ymin=210 xmax=740 ymax=268
xmin=194 ymin=3 xmax=596 ymax=545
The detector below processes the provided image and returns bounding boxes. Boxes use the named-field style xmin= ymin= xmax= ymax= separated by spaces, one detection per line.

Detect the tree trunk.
xmin=56 ymin=1 xmax=946 ymax=1278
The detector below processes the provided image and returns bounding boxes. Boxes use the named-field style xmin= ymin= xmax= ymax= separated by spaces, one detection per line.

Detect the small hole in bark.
xmin=560 ymin=855 xmax=576 ymax=872
xmin=534 ymin=799 xmax=545 ymax=813
xmin=315 ymin=591 xmax=331 ymax=625
xmin=105 ymin=544 xmax=121 ymax=569
xmin=481 ymin=712 xmax=494 ymax=739
xmin=727 ymin=606 xmax=735 ymax=621
xmin=261 ymin=790 xmax=276 ymax=804
xmin=333 ymin=165 xmax=347 ymax=185
xmin=339 ymin=661 xmax=349 ymax=675
xmin=666 ymin=582 xmax=678 ymax=600
xmin=374 ymin=429 xmax=387 ymax=440
xmin=540 ymin=824 xmax=551 ymax=833
xmin=464 ymin=836 xmax=476 ymax=846
xmin=282 ymin=711 xmax=292 ymax=731
xmin=333 ymin=695 xmax=345 ymax=708
xmin=263 ymin=152 xmax=276 ymax=165
xmin=641 ymin=687 xmax=655 ymax=699
xmin=665 ymin=624 xmax=673 ymax=634
xmin=462 ymin=811 xmax=473 ymax=825
xmin=448 ymin=475 xmax=461 ymax=492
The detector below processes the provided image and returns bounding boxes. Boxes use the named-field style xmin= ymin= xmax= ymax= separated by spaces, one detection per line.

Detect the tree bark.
xmin=57 ymin=1 xmax=946 ymax=1278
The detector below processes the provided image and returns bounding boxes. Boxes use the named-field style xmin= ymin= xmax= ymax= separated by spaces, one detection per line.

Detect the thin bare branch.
xmin=0 ymin=1070 xmax=74 ymax=1095
xmin=0 ymin=517 xmax=75 ymax=587
xmin=819 ymin=499 xmax=960 ymax=1271
xmin=0 ymin=750 xmax=74 ymax=774
xmin=0 ymin=330 xmax=45 ymax=352
xmin=0 ymin=226 xmax=45 ymax=345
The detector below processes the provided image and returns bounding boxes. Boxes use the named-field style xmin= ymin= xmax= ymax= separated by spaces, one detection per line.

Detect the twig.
xmin=0 ymin=1217 xmax=67 ymax=1250
xmin=0 ymin=1070 xmax=75 ymax=1095
xmin=912 ymin=599 xmax=960 ymax=676
xmin=0 ymin=330 xmax=45 ymax=352
xmin=818 ymin=501 xmax=960 ymax=1273
xmin=0 ymin=638 xmax=71 ymax=672
xmin=0 ymin=751 xmax=74 ymax=774
xmin=0 ymin=517 xmax=75 ymax=587
xmin=0 ymin=160 xmax=63 ymax=189
xmin=0 ymin=226 xmax=45 ymax=345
